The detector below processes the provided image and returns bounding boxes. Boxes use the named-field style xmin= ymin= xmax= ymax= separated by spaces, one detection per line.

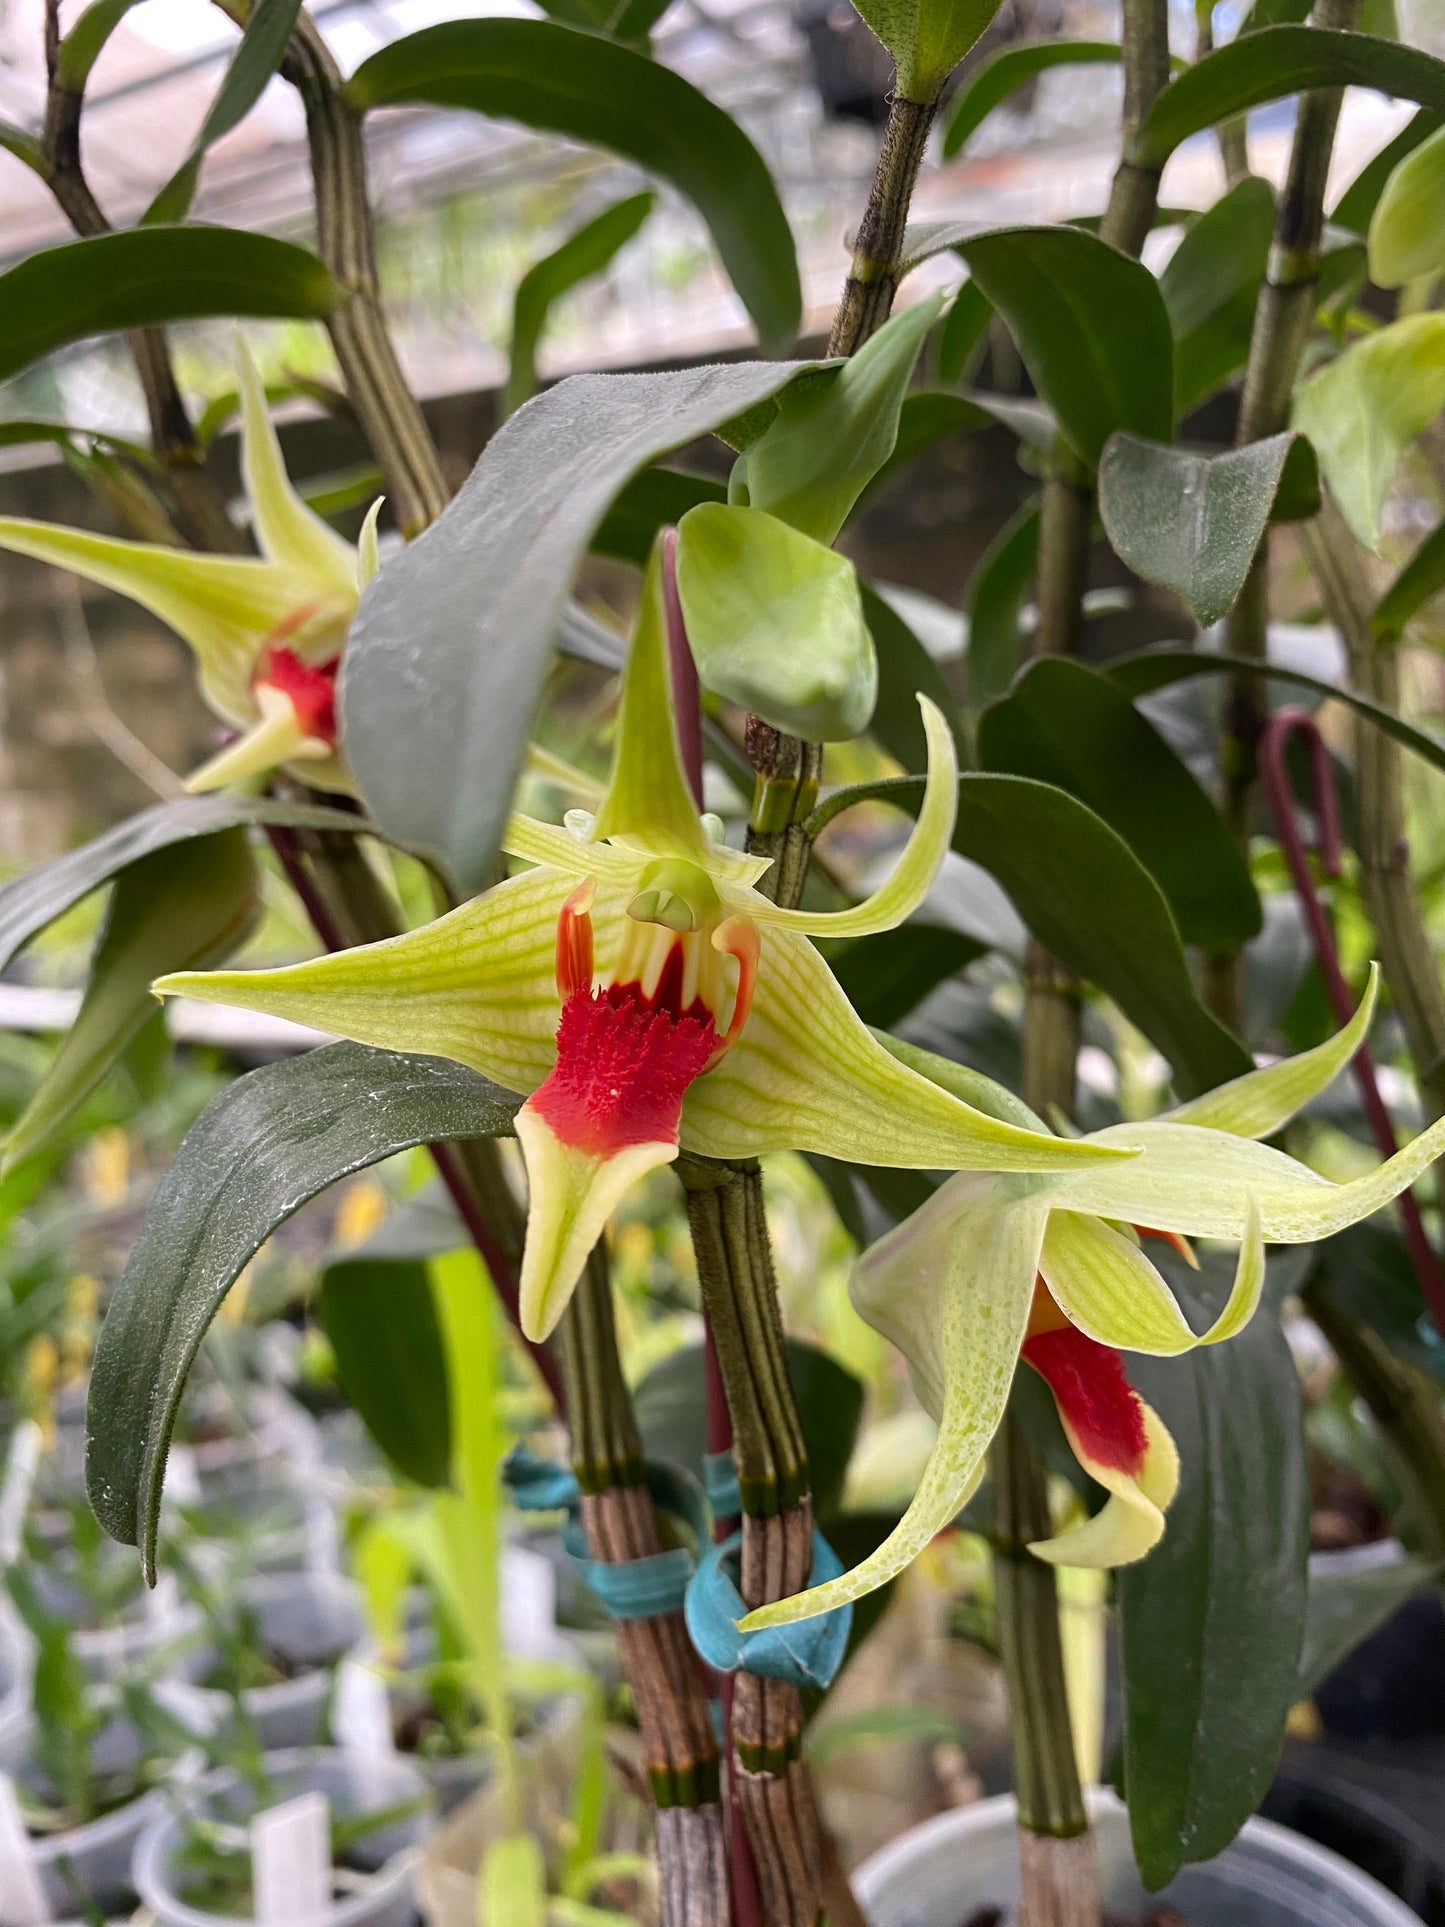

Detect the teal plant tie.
xmin=685 ymin=1528 xmax=853 ymax=1690
xmin=703 ymin=1449 xmax=741 ymax=1522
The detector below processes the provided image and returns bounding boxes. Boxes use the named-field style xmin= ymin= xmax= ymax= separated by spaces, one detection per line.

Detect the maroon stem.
xmin=1259 ymin=711 xmax=1445 ymax=1339
xmin=263 ymin=823 xmax=567 ymax=1407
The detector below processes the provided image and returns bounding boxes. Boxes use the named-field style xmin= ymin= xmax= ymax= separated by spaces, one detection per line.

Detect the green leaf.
xmin=942 ymin=39 xmax=1120 ymax=157
xmin=55 ymin=0 xmax=144 ymax=89
xmin=1121 ymin=1262 xmax=1309 ymax=1889
xmin=1139 ymin=27 xmax=1445 ymax=169
xmin=831 ymin=924 xmax=984 ymax=1028
xmin=317 ymin=1255 xmax=452 ymax=1487
xmin=144 ymin=0 xmax=304 ymax=223
xmin=3 ymin=831 xmax=260 ymax=1173
xmin=634 ymin=1338 xmax=865 ymax=1519
xmin=86 ymin=1041 xmax=520 ymax=1577
xmin=1097 ymin=430 xmax=1298 ymax=625
xmin=1373 ymin=518 xmax=1445 ymax=638
xmin=978 ymin=658 xmax=1260 ymax=952
xmin=675 ymin=504 xmax=876 ymax=738
xmin=348 ymin=20 xmax=800 ymax=352
xmin=741 ymin=295 xmax=940 ymax=542
xmin=966 ymin=499 xmax=1038 ymax=708
xmin=805 ymin=1704 xmax=965 ymax=1764
xmin=0 ymin=795 xmax=361 ymax=975
xmin=936 ymin=278 xmax=992 ymax=383
xmin=809 ymin=773 xmax=1252 ymax=1095
xmin=852 ymin=0 xmax=1005 ymax=100
xmin=860 ymin=390 xmax=991 ymax=502
xmin=1299 ymin=1549 xmax=1440 ymax=1697
xmin=341 ymin=359 xmax=817 ymax=895
xmin=0 ymin=228 xmax=342 ymax=387
xmin=1333 ymin=107 xmax=1444 ymax=233
xmin=590 ymin=465 xmax=727 ymax=566
xmin=0 ymin=119 xmax=45 ymax=175
xmin=1369 ymin=121 xmax=1445 ymax=287
xmin=1161 ymin=177 xmax=1275 ymax=415
xmin=1312 ymin=1221 xmax=1440 ymax=1380
xmin=1292 ymin=314 xmax=1445 ymax=550
xmin=1106 ymin=647 xmax=1445 ymax=781
xmin=505 ymin=192 xmax=655 ymax=417
xmin=859 ymin=584 xmax=966 ymax=772
xmin=953 ymin=226 xmax=1174 ymax=466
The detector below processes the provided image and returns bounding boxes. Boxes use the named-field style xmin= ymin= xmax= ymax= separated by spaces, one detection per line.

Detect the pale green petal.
xmin=0 ymin=517 xmax=302 ymax=726
xmin=184 ymin=689 xmax=330 ymax=793
xmin=745 ymin=697 xmax=957 ymax=939
xmin=523 ymin=745 xmax=606 ymax=807
xmin=502 ymin=813 xmax=640 ymax=882
xmin=357 ymin=499 xmax=384 ymax=590
xmin=514 ymin=1103 xmax=676 ymax=1340
xmin=683 ymin=928 xmax=1137 ymax=1174
xmin=1059 ymin=1113 xmax=1445 ymax=1244
xmin=1040 ymin=1211 xmax=1194 ymax=1354
xmin=1163 ymin=965 xmax=1379 ymax=1139
xmin=158 ymin=866 xmax=593 ymax=1094
xmin=874 ymin=1028 xmax=1049 ymax=1134
xmin=1029 ymin=1401 xmax=1179 ymax=1569
xmin=590 ymin=537 xmax=710 ymax=861
xmin=237 ymin=338 xmax=357 ymax=600
xmin=739 ymin=1190 xmax=1047 ymax=1629
xmin=1204 ymin=1197 xmax=1265 ymax=1345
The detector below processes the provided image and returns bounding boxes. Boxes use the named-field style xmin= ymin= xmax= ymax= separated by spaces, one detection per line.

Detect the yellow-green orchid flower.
xmin=0 ymin=344 xmax=379 ymax=795
xmin=743 ymin=963 xmax=1445 ymax=1631
xmin=156 ymin=537 xmax=1135 ymax=1344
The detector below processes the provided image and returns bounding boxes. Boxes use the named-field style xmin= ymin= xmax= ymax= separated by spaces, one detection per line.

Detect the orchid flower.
xmin=742 ymin=963 xmax=1445 ymax=1631
xmin=156 ymin=537 xmax=1137 ymax=1343
xmin=0 ymin=344 xmax=379 ymax=795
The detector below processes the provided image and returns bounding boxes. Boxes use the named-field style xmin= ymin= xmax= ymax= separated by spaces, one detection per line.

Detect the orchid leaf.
xmin=1333 ymin=107 xmax=1444 ymax=233
xmin=966 ymin=499 xmax=1039 ymax=706
xmin=942 ymin=39 xmax=1120 ymax=156
xmin=590 ymin=467 xmax=727 ymax=566
xmin=832 ymin=925 xmax=985 ymax=1029
xmin=978 ymin=658 xmax=1261 ymax=952
xmin=740 ymin=296 xmax=939 ymax=543
xmin=1373 ymin=519 xmax=1445 ymax=638
xmin=851 ymin=0 xmax=1004 ymax=100
xmin=1161 ymin=177 xmax=1275 ymax=414
xmin=937 ymin=279 xmax=992 ymax=381
xmin=1299 ymin=1549 xmax=1440 ymax=1697
xmin=341 ymin=359 xmax=819 ymax=896
xmin=1367 ymin=121 xmax=1445 ymax=286
xmin=4 ymin=831 xmax=260 ymax=1174
xmin=675 ymin=504 xmax=877 ymax=740
xmin=1097 ymin=431 xmax=1298 ymax=625
xmin=505 ymin=193 xmax=655 ymax=417
xmin=0 ymin=229 xmax=342 ymax=386
xmin=953 ymin=226 xmax=1174 ymax=466
xmin=348 ymin=20 xmax=800 ymax=352
xmin=859 ymin=585 xmax=967 ymax=771
xmin=86 ymin=1042 xmax=521 ymax=1577
xmin=0 ymin=795 xmax=361 ymax=974
xmin=1122 ymin=1257 xmax=1309 ymax=1888
xmin=1293 ymin=315 xmax=1445 ymax=551
xmin=55 ymin=0 xmax=145 ymax=89
xmin=1138 ymin=28 xmax=1445 ymax=169
xmin=317 ymin=1255 xmax=451 ymax=1487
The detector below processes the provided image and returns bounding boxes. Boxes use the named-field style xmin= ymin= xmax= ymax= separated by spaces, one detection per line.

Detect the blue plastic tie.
xmin=685 ymin=1529 xmax=853 ymax=1691
xmin=703 ymin=1450 xmax=742 ymax=1523
xmin=1416 ymin=1313 xmax=1445 ymax=1384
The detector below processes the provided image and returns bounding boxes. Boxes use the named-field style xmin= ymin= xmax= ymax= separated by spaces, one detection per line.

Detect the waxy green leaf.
xmin=505 ymin=193 xmax=655 ymax=417
xmin=1293 ymin=314 xmax=1445 ymax=550
xmin=55 ymin=0 xmax=145 ymax=89
xmin=966 ymin=499 xmax=1039 ymax=707
xmin=1161 ymin=177 xmax=1274 ymax=415
xmin=832 ymin=925 xmax=985 ymax=1029
xmin=86 ymin=1042 xmax=521 ymax=1578
xmin=0 ymin=795 xmax=362 ymax=976
xmin=1368 ymin=122 xmax=1445 ymax=286
xmin=859 ymin=585 xmax=966 ymax=772
xmin=1097 ymin=431 xmax=1298 ymax=625
xmin=318 ymin=1255 xmax=452 ymax=1487
xmin=852 ymin=0 xmax=1003 ymax=100
xmin=0 ymin=228 xmax=343 ymax=386
xmin=348 ymin=20 xmax=800 ymax=352
xmin=1299 ymin=1548 xmax=1441 ymax=1697
xmin=144 ymin=0 xmax=304 ymax=223
xmin=1139 ymin=27 xmax=1445 ymax=169
xmin=936 ymin=279 xmax=992 ymax=383
xmin=953 ymin=226 xmax=1174 ymax=466
xmin=1373 ymin=519 xmax=1445 ymax=638
xmin=978 ymin=658 xmax=1261 ymax=951
xmin=4 ymin=831 xmax=260 ymax=1174
xmin=590 ymin=466 xmax=727 ymax=566
xmin=342 ymin=360 xmax=818 ymax=894
xmin=742 ymin=295 xmax=940 ymax=543
xmin=1122 ymin=1262 xmax=1310 ymax=1888
xmin=1333 ymin=107 xmax=1444 ymax=233
xmin=942 ymin=39 xmax=1120 ymax=156
xmin=676 ymin=504 xmax=876 ymax=739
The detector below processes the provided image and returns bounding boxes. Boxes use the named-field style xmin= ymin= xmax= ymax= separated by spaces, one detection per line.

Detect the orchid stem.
xmin=828 ymin=91 xmax=937 ymax=358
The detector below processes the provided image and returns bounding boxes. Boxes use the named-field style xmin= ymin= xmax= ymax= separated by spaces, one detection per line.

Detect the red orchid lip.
xmin=1022 ymin=1317 xmax=1149 ymax=1478
xmin=253 ymin=641 xmax=341 ymax=745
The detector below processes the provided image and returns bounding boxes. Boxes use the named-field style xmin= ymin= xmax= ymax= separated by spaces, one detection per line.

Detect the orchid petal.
xmin=1029 ymin=1401 xmax=1179 ymax=1569
xmin=1060 ymin=1113 xmax=1445 ymax=1244
xmin=184 ymin=685 xmax=331 ymax=793
xmin=358 ymin=499 xmax=384 ymax=590
xmin=159 ymin=866 xmax=596 ymax=1094
xmin=0 ymin=518 xmax=303 ymax=726
xmin=685 ymin=928 xmax=1138 ymax=1175
xmin=513 ymin=1103 xmax=676 ymax=1340
xmin=502 ymin=813 xmax=641 ymax=882
xmin=591 ymin=537 xmax=711 ymax=861
xmin=1163 ymin=964 xmax=1379 ymax=1139
xmin=236 ymin=339 xmax=356 ymax=599
xmin=523 ymin=746 xmax=606 ymax=807
xmin=744 ymin=696 xmax=958 ymax=939
xmin=874 ymin=1028 xmax=1049 ymax=1134
xmin=739 ymin=1185 xmax=1047 ymax=1629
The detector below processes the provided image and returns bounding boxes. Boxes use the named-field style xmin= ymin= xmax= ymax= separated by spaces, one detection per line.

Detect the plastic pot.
xmin=132 ymin=1747 xmax=433 ymax=1927
xmin=27 ymin=1555 xmax=204 ymax=1682
xmin=186 ymin=1570 xmax=366 ymax=1752
xmin=851 ymin=1788 xmax=1426 ymax=1926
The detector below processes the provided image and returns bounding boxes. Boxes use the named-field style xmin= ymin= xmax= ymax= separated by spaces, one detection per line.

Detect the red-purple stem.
xmin=1260 ymin=710 xmax=1445 ymax=1339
